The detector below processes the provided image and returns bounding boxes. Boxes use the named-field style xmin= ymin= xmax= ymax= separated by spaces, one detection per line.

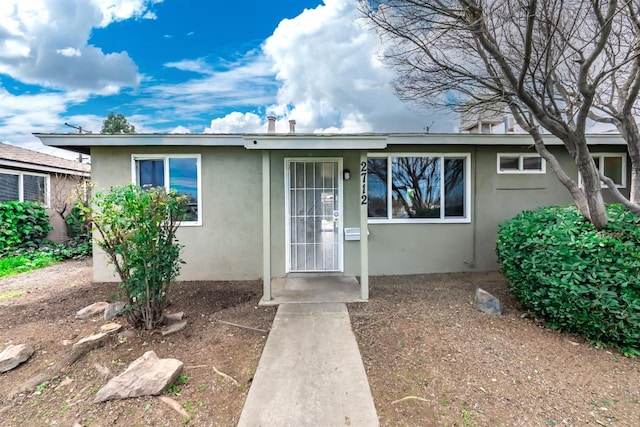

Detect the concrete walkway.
xmin=237 ymin=303 xmax=379 ymax=427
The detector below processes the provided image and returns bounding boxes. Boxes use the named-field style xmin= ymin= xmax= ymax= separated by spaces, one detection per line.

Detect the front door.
xmin=285 ymin=159 xmax=343 ymax=272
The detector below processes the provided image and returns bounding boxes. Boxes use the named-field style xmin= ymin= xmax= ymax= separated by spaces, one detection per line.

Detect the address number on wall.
xmin=360 ymin=161 xmax=367 ymax=205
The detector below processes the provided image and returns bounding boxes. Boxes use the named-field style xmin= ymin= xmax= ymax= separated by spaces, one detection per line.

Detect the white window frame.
xmin=0 ymin=168 xmax=50 ymax=207
xmin=497 ymin=153 xmax=546 ymax=174
xmin=578 ymin=153 xmax=627 ymax=189
xmin=367 ymin=153 xmax=471 ymax=224
xmin=131 ymin=154 xmax=202 ymax=226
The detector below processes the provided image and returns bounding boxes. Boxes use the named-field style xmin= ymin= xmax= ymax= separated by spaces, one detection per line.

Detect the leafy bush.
xmin=496 ymin=204 xmax=640 ymax=356
xmin=0 ymin=201 xmax=51 ymax=254
xmin=85 ymin=184 xmax=187 ymax=330
xmin=66 ymin=204 xmax=91 ymax=243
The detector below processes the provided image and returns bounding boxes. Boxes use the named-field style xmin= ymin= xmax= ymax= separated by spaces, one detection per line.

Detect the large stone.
xmin=164 ymin=311 xmax=184 ymax=322
xmin=473 ymin=288 xmax=503 ymax=315
xmin=104 ymin=302 xmax=125 ymax=321
xmin=75 ymin=302 xmax=109 ymax=319
xmin=161 ymin=320 xmax=187 ymax=337
xmin=0 ymin=344 xmax=35 ymax=373
xmin=93 ymin=351 xmax=183 ymax=403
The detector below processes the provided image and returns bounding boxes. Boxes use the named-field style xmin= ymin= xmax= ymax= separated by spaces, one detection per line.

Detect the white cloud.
xmin=93 ymin=0 xmax=162 ymax=27
xmin=205 ymin=112 xmax=263 ymax=133
xmin=0 ymin=0 xmax=158 ymax=154
xmin=56 ymin=47 xmax=81 ymax=57
xmin=0 ymin=0 xmax=149 ymax=92
xmin=169 ymin=125 xmax=191 ymax=134
xmin=135 ymin=51 xmax=278 ymax=126
xmin=201 ymin=0 xmax=456 ymax=134
xmin=164 ymin=59 xmax=214 ymax=75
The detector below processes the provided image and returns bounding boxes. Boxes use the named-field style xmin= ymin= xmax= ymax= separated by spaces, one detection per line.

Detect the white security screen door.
xmin=286 ymin=159 xmax=342 ymax=272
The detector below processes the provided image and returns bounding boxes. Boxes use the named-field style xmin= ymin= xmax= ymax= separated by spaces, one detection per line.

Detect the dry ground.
xmin=0 ymin=260 xmax=638 ymax=426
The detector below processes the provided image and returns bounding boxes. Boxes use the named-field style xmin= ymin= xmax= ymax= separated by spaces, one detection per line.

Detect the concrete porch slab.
xmin=260 ymin=276 xmax=366 ymax=306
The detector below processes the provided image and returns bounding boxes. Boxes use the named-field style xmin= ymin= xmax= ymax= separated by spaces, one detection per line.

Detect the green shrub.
xmin=496 ymin=204 xmax=640 ymax=356
xmin=85 ymin=184 xmax=187 ymax=330
xmin=66 ymin=204 xmax=91 ymax=242
xmin=0 ymin=253 xmax=57 ymax=279
xmin=0 ymin=201 xmax=51 ymax=254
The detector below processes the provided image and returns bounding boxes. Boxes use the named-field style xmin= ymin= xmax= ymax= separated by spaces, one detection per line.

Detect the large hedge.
xmin=0 ymin=201 xmax=51 ymax=254
xmin=496 ymin=204 xmax=640 ymax=356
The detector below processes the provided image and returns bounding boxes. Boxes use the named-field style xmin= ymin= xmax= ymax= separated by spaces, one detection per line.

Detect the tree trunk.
xmin=525 ymin=127 xmax=599 ymax=222
xmin=574 ymin=140 xmax=608 ymax=230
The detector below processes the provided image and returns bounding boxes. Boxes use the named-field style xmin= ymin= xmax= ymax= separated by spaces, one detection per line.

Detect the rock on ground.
xmin=75 ymin=302 xmax=109 ymax=319
xmin=93 ymin=350 xmax=183 ymax=403
xmin=473 ymin=288 xmax=503 ymax=315
xmin=104 ymin=302 xmax=126 ymax=320
xmin=0 ymin=344 xmax=35 ymax=373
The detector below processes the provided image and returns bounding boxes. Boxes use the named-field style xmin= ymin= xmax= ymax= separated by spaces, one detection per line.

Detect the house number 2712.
xmin=360 ymin=161 xmax=367 ymax=205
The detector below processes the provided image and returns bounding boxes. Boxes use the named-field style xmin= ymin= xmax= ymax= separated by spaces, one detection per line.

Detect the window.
xmin=0 ymin=169 xmax=49 ymax=205
xmin=579 ymin=153 xmax=626 ymax=188
xmin=497 ymin=154 xmax=545 ymax=174
xmin=132 ymin=155 xmax=201 ymax=225
xmin=367 ymin=154 xmax=470 ymax=222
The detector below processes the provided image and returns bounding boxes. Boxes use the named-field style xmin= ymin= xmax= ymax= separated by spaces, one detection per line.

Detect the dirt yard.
xmin=0 ymin=260 xmax=638 ymax=426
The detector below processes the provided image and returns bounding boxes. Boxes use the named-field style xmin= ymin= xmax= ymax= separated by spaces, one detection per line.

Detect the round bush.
xmin=496 ymin=204 xmax=640 ymax=356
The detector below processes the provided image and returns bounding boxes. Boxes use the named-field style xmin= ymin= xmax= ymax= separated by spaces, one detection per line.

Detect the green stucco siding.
xmin=90 ymin=146 xmax=263 ymax=282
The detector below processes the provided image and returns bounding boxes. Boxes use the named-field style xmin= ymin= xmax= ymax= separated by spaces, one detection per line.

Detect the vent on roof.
xmin=267 ymin=116 xmax=276 ymax=134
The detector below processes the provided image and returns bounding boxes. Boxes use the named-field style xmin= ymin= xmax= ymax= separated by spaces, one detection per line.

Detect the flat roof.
xmin=34 ymin=132 xmax=626 ymax=153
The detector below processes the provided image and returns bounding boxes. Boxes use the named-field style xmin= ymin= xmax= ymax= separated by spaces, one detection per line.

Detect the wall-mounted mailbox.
xmin=344 ymin=227 xmax=361 ymax=241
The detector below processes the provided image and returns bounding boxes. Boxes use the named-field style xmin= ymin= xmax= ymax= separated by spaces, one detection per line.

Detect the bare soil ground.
xmin=350 ymin=273 xmax=640 ymax=427
xmin=0 ymin=261 xmax=638 ymax=426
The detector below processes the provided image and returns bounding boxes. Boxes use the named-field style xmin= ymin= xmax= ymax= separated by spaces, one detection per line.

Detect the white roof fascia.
xmin=0 ymin=159 xmax=90 ymax=177
xmin=243 ymin=135 xmax=388 ymax=150
xmin=384 ymin=133 xmax=627 ymax=146
xmin=35 ymin=132 xmax=626 ymax=149
xmin=35 ymin=134 xmax=247 ymax=148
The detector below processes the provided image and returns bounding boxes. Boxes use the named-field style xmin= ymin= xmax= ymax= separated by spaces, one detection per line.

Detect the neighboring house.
xmin=36 ymin=130 xmax=629 ymax=300
xmin=0 ymin=143 xmax=91 ymax=242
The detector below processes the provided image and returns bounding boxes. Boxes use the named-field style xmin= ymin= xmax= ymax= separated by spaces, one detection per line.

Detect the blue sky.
xmin=0 ymin=0 xmax=457 ymax=158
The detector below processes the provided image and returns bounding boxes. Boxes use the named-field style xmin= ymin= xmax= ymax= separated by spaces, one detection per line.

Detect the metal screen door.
xmin=286 ymin=159 xmax=342 ymax=272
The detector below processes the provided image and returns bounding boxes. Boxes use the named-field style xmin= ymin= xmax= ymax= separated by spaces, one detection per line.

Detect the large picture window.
xmin=132 ymin=155 xmax=201 ymax=225
xmin=0 ymin=169 xmax=48 ymax=205
xmin=367 ymin=154 xmax=470 ymax=222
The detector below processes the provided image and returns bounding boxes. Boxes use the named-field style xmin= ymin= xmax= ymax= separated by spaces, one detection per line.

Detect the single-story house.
xmin=36 ymin=130 xmax=628 ymax=300
xmin=0 ymin=142 xmax=91 ymax=242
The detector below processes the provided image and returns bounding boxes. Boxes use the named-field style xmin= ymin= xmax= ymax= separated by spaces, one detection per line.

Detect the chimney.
xmin=289 ymin=119 xmax=296 ymax=134
xmin=267 ymin=116 xmax=276 ymax=134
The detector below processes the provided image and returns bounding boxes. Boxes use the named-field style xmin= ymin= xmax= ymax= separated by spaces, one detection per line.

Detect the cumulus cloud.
xmin=0 ymin=0 xmax=156 ymax=92
xmin=93 ymin=0 xmax=162 ymax=27
xmin=0 ymin=0 xmax=159 ymax=155
xmin=205 ymin=112 xmax=263 ymax=133
xmin=169 ymin=125 xmax=191 ymax=134
xmin=202 ymin=0 xmax=456 ymax=134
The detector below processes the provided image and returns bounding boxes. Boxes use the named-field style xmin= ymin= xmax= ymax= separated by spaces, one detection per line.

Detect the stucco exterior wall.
xmin=90 ymin=146 xmax=263 ymax=282
xmin=89 ymin=140 xmax=630 ymax=282
xmin=365 ymin=144 xmax=630 ymax=275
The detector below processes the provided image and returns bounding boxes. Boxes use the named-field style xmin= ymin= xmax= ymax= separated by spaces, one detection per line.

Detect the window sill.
xmin=497 ymin=170 xmax=546 ymax=175
xmin=177 ymin=221 xmax=202 ymax=227
xmin=367 ymin=218 xmax=471 ymax=224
